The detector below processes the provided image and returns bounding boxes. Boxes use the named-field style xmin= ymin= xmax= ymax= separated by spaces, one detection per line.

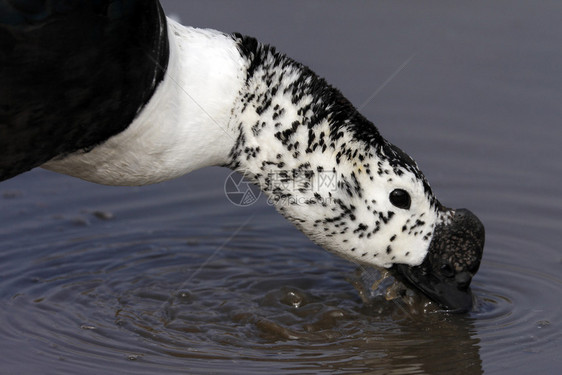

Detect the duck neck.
xmin=227 ymin=34 xmax=398 ymax=264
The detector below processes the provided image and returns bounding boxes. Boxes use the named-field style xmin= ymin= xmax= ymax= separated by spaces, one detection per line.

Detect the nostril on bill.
xmin=455 ymin=272 xmax=472 ymax=290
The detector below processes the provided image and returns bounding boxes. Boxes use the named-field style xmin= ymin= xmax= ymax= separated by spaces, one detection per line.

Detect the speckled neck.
xmin=227 ymin=34 xmax=439 ymax=268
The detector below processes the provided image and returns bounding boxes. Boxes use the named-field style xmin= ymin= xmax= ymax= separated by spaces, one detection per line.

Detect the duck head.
xmin=228 ymin=33 xmax=486 ymax=312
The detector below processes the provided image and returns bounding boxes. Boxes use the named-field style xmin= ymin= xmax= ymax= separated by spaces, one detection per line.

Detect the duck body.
xmin=0 ymin=0 xmax=484 ymax=312
xmin=44 ymin=18 xmax=245 ymax=185
xmin=0 ymin=0 xmax=168 ymax=181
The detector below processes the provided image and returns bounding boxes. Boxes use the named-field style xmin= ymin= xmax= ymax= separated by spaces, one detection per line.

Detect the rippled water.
xmin=1 ymin=1 xmax=561 ymax=374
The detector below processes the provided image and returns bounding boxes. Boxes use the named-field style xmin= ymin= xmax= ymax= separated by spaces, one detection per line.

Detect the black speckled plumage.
xmin=0 ymin=0 xmax=169 ymax=181
xmin=231 ymin=33 xmax=432 ymax=195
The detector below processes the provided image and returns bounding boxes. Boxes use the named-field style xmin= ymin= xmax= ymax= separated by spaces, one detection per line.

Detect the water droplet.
xmin=93 ymin=210 xmax=114 ymax=220
xmin=536 ymin=320 xmax=551 ymax=329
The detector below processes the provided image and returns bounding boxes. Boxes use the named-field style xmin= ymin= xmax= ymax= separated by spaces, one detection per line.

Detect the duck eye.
xmin=389 ymin=189 xmax=411 ymax=209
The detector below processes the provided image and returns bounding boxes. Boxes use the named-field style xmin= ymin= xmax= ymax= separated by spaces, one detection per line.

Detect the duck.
xmin=0 ymin=0 xmax=484 ymax=312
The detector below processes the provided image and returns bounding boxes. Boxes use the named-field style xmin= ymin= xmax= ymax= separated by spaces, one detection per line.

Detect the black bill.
xmin=392 ymin=208 xmax=485 ymax=313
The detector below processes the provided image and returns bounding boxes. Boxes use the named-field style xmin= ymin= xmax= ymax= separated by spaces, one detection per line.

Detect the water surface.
xmin=1 ymin=1 xmax=561 ymax=374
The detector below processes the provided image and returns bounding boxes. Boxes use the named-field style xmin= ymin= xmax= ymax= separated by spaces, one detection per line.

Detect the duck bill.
xmin=393 ymin=262 xmax=474 ymax=313
xmin=392 ymin=208 xmax=485 ymax=313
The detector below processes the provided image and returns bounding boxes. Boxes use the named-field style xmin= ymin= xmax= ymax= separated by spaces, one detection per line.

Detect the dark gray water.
xmin=1 ymin=1 xmax=561 ymax=374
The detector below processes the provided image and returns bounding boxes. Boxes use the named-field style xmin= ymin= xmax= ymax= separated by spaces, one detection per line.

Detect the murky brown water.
xmin=1 ymin=1 xmax=561 ymax=374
